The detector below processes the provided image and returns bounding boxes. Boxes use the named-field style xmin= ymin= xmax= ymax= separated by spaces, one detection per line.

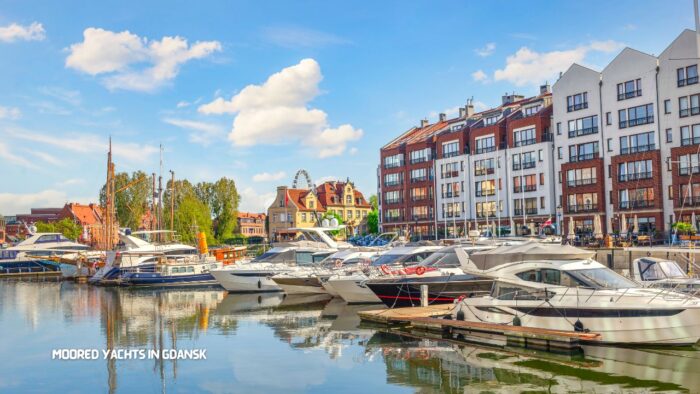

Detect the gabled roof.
xmin=659 ymin=29 xmax=698 ymax=61
xmin=238 ymin=212 xmax=266 ymax=220
xmin=382 ymin=120 xmax=449 ymax=150
xmin=62 ymin=203 xmax=103 ymax=226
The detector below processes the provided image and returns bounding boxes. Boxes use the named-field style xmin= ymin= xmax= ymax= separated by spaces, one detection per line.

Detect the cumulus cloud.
xmin=493 ymin=40 xmax=623 ymax=86
xmin=252 ymin=171 xmax=287 ymax=182
xmin=199 ymin=58 xmax=363 ymax=158
xmin=0 ymin=189 xmax=91 ymax=215
xmin=0 ymin=106 xmax=21 ymax=119
xmin=0 ymin=22 xmax=45 ymax=42
xmin=471 ymin=70 xmax=488 ymax=82
xmin=475 ymin=42 xmax=496 ymax=57
xmin=162 ymin=117 xmax=224 ymax=146
xmin=66 ymin=28 xmax=221 ymax=92
xmin=239 ymin=187 xmax=276 ymax=212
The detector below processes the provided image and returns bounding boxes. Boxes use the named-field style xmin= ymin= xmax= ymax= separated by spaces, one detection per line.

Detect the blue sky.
xmin=0 ymin=0 xmax=693 ymax=214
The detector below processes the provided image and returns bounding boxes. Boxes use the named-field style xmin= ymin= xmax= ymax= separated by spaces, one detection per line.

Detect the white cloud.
xmin=2 ymin=127 xmax=158 ymax=164
xmin=429 ymin=106 xmax=460 ymax=120
xmin=66 ymin=28 xmax=221 ymax=92
xmin=176 ymin=101 xmax=190 ymax=108
xmin=239 ymin=187 xmax=276 ymax=213
xmin=471 ymin=69 xmax=488 ymax=82
xmin=162 ymin=117 xmax=224 ymax=146
xmin=199 ymin=58 xmax=363 ymax=158
xmin=0 ymin=189 xmax=92 ymax=215
xmin=0 ymin=106 xmax=21 ymax=119
xmin=262 ymin=26 xmax=349 ymax=48
xmin=473 ymin=101 xmax=489 ymax=112
xmin=348 ymin=147 xmax=358 ymax=155
xmin=26 ymin=150 xmax=64 ymax=166
xmin=475 ymin=42 xmax=496 ymax=57
xmin=56 ymin=178 xmax=85 ymax=186
xmin=252 ymin=171 xmax=287 ymax=182
xmin=493 ymin=40 xmax=623 ymax=87
xmin=0 ymin=141 xmax=37 ymax=169
xmin=0 ymin=22 xmax=45 ymax=43
xmin=315 ymin=176 xmax=337 ymax=185
xmin=38 ymin=86 xmax=82 ymax=106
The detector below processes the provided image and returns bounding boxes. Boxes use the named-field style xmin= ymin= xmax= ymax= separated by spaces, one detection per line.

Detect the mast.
xmin=170 ymin=170 xmax=175 ymax=230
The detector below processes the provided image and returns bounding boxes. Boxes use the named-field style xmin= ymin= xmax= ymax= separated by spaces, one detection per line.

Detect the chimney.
xmin=540 ymin=83 xmax=551 ymax=94
xmin=438 ymin=113 xmax=446 ymax=122
xmin=420 ymin=118 xmax=429 ymax=128
xmin=501 ymin=93 xmax=525 ymax=105
xmin=466 ymin=98 xmax=475 ymax=117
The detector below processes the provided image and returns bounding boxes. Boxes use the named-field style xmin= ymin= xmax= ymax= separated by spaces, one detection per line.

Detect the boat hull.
xmin=211 ymin=269 xmax=283 ymax=292
xmin=329 ymin=276 xmax=382 ymax=304
xmin=119 ymin=272 xmax=220 ymax=287
xmin=272 ymin=276 xmax=327 ymax=295
xmin=0 ymin=259 xmax=62 ymax=277
xmin=366 ymin=275 xmax=494 ymax=308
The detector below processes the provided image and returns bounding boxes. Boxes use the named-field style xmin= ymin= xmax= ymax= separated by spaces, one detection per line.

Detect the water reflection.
xmin=0 ymin=280 xmax=698 ymax=393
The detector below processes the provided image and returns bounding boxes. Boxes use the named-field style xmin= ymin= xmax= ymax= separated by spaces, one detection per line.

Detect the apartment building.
xmin=379 ymin=90 xmax=555 ymax=238
xmin=554 ymin=29 xmax=700 ymax=237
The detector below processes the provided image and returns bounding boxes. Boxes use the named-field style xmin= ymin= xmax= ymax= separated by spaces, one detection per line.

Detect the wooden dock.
xmin=359 ymin=305 xmax=601 ymax=352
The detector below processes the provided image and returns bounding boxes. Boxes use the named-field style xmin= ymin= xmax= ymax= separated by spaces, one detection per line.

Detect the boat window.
xmin=295 ymin=251 xmax=314 ymax=265
xmin=568 ymin=268 xmax=637 ymax=289
xmin=541 ymin=269 xmax=561 ymax=285
xmin=496 ymin=284 xmax=554 ymax=301
xmin=312 ymin=252 xmax=332 ymax=263
xmin=402 ymin=252 xmax=434 ymax=264
xmin=516 ymin=270 xmax=539 ymax=283
xmin=187 ymin=266 xmax=195 ymax=273
xmin=371 ymin=254 xmax=403 ymax=266
xmin=36 ymin=234 xmax=60 ymax=243
xmin=418 ymin=252 xmax=460 ymax=268
xmin=639 ymin=259 xmax=687 ymax=280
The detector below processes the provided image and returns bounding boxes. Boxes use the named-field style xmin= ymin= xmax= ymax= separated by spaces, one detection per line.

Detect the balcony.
xmin=384 ymin=216 xmax=403 ymax=223
xmin=618 ymin=172 xmax=652 ymax=182
xmin=443 ymin=212 xmax=460 ymax=218
xmin=512 ymin=161 xmax=536 ymax=171
xmin=441 ymin=171 xmax=459 ymax=179
xmin=567 ymin=178 xmax=597 ymax=187
xmin=678 ymin=76 xmax=699 ymax=87
xmin=384 ymin=161 xmax=404 ymax=169
xmin=514 ymin=138 xmax=536 ymax=147
xmin=474 ymin=168 xmax=494 ymax=176
xmin=619 ymin=200 xmax=654 ymax=210
xmin=441 ymin=192 xmax=460 ymax=199
xmin=570 ymin=152 xmax=599 ymax=163
xmin=567 ymin=102 xmax=588 ymax=112
xmin=620 ymin=144 xmax=655 ymax=155
xmin=476 ymin=212 xmax=497 ymax=219
xmin=384 ymin=198 xmax=402 ymax=205
xmin=680 ymin=107 xmax=700 ymax=118
xmin=475 ymin=191 xmax=496 ymax=197
xmin=443 ymin=151 xmax=460 ymax=158
xmin=620 ymin=116 xmax=654 ymax=128
xmin=513 ymin=185 xmax=537 ymax=193
xmin=617 ymin=90 xmax=642 ymax=101
xmin=384 ymin=180 xmax=402 ymax=187
xmin=475 ymin=146 xmax=496 ymax=154
xmin=412 ymin=214 xmax=433 ymax=221
xmin=680 ymin=166 xmax=700 ymax=176
xmin=542 ymin=133 xmax=554 ymax=142
xmin=514 ymin=208 xmax=538 ymax=215
xmin=682 ymin=136 xmax=700 ymax=146
xmin=568 ymin=126 xmax=598 ymax=138
xmin=679 ymin=196 xmax=700 ymax=206
xmin=409 ymin=156 xmax=431 ymax=165
xmin=567 ymin=204 xmax=598 ymax=213
xmin=410 ymin=176 xmax=432 ymax=183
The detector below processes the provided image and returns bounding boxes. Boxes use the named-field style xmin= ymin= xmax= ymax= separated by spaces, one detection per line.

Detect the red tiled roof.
xmin=63 ymin=203 xmax=103 ymax=226
xmin=238 ymin=212 xmax=266 ymax=219
xmin=285 ymin=188 xmax=326 ymax=212
xmin=383 ymin=120 xmax=449 ymax=150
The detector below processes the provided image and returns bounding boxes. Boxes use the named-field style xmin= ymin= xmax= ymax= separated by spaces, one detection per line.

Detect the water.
xmin=1 ymin=281 xmax=700 ymax=394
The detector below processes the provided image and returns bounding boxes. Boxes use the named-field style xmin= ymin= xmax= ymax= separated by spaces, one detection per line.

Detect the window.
xmin=410 ymin=168 xmax=429 ymax=182
xmin=567 ymin=115 xmax=598 ymax=137
xmin=569 ymin=141 xmax=599 ymax=162
xmin=475 ymin=180 xmax=495 ymax=197
xmin=514 ymin=127 xmax=536 ymax=147
xmin=666 ymin=128 xmax=673 ymax=143
xmin=556 ymin=122 xmax=561 ymax=135
xmin=567 ymin=92 xmax=588 ymax=112
xmin=679 ymin=94 xmax=700 ymax=118
xmin=474 ymin=158 xmax=495 ymax=176
xmin=678 ymin=64 xmax=699 ymax=87
xmin=475 ymin=135 xmax=496 ymax=154
xmin=664 ymin=99 xmax=671 ymax=114
xmin=607 ymin=138 xmax=612 ymax=152
xmin=384 ymin=172 xmax=402 ymax=187
xmin=523 ymin=105 xmax=541 ymax=117
xmin=514 ymin=197 xmax=537 ymax=215
xmin=618 ymin=159 xmax=653 ymax=182
xmin=617 ymin=78 xmax=642 ymax=100
xmin=619 ymin=187 xmax=654 ymax=209
xmin=566 ymin=167 xmax=597 ymax=187
xmin=567 ymin=193 xmax=598 ymax=212
xmin=681 ymin=124 xmax=700 ymax=146
xmin=441 ymin=162 xmax=460 ymax=178
xmin=384 ymin=154 xmax=404 ymax=169
xmin=538 ymin=149 xmax=543 ymax=161
xmin=441 ymin=182 xmax=460 ymax=198
xmin=606 ymin=112 xmax=612 ymax=125
xmin=409 ymin=148 xmax=432 ymax=164
xmin=540 ymin=196 xmax=545 ymax=209
xmin=513 ymin=151 xmax=536 ymax=170
xmin=619 ymin=104 xmax=654 ymax=128
xmin=680 ymin=182 xmax=700 ymax=205
xmin=484 ymin=115 xmax=499 ymax=126
xmin=513 ymin=174 xmax=536 ymax=193
xmin=619 ymin=131 xmax=655 ymax=154
xmin=476 ymin=201 xmax=497 ymax=218
xmin=540 ymin=173 xmax=545 ymax=185
xmin=346 ymin=195 xmax=352 ymax=204
xmin=442 ymin=141 xmax=460 ymax=158
xmin=679 ymin=152 xmax=700 ymax=175
xmin=385 ymin=209 xmax=401 ymax=221
xmin=557 ymin=147 xmax=562 ymax=159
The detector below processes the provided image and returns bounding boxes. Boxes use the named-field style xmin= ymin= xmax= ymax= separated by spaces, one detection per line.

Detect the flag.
xmin=284 ymin=191 xmax=289 ymax=207
xmin=543 ymin=217 xmax=552 ymax=227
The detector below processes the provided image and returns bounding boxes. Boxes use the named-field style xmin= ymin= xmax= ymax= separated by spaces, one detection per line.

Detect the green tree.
xmin=100 ymin=171 xmax=150 ymax=230
xmin=35 ymin=218 xmax=82 ymax=240
xmin=196 ymin=178 xmax=240 ymax=242
xmin=366 ymin=210 xmax=379 ymax=234
xmin=173 ymin=194 xmax=214 ymax=245
xmin=369 ymin=194 xmax=378 ymax=211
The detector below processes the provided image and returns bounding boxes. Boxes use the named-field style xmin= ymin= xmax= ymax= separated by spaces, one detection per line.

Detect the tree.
xmin=369 ymin=194 xmax=378 ymax=211
xmin=366 ymin=210 xmax=379 ymax=234
xmin=34 ymin=218 xmax=82 ymax=241
xmin=173 ymin=194 xmax=214 ymax=245
xmin=195 ymin=178 xmax=240 ymax=242
xmin=100 ymin=171 xmax=150 ymax=230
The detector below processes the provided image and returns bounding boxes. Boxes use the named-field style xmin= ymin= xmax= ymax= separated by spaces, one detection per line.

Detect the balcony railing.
xmin=681 ymin=137 xmax=700 ymax=146
xmin=443 ymin=212 xmax=460 ymax=218
xmin=513 ymin=185 xmax=537 ymax=193
xmin=474 ymin=168 xmax=494 ymax=176
xmin=513 ymin=161 xmax=536 ymax=171
xmin=410 ymin=176 xmax=432 ymax=183
xmin=409 ymin=156 xmax=431 ymax=165
xmin=620 ymin=115 xmax=654 ymax=128
xmin=680 ymin=166 xmax=700 ymax=176
xmin=542 ymin=133 xmax=554 ymax=142
xmin=384 ymin=198 xmax=402 ymax=205
xmin=679 ymin=76 xmax=699 ymax=87
xmin=442 ymin=151 xmax=460 ymax=158
xmin=514 ymin=208 xmax=538 ymax=215
xmin=411 ymin=195 xmax=428 ymax=202
xmin=412 ymin=214 xmax=433 ymax=221
xmin=618 ymin=172 xmax=652 ymax=182
xmin=567 ymin=178 xmax=597 ymax=187
xmin=441 ymin=193 xmax=459 ymax=198
xmin=617 ymin=90 xmax=642 ymax=101
xmin=384 ymin=180 xmax=402 ymax=187
xmin=570 ymin=152 xmax=599 ymax=162
xmin=619 ymin=144 xmax=655 ymax=155
xmin=384 ymin=161 xmax=404 ymax=169
xmin=476 ymin=212 xmax=497 ymax=219
xmin=384 ymin=216 xmax=403 ymax=223
xmin=679 ymin=196 xmax=700 ymax=206
xmin=619 ymin=200 xmax=654 ymax=210
xmin=567 ymin=102 xmax=588 ymax=112
xmin=475 ymin=191 xmax=496 ymax=197
xmin=475 ymin=146 xmax=496 ymax=154
xmin=514 ymin=138 xmax=536 ymax=147
xmin=680 ymin=107 xmax=700 ymax=118
xmin=567 ymin=204 xmax=598 ymax=213
xmin=568 ymin=126 xmax=598 ymax=138
xmin=441 ymin=171 xmax=459 ymax=179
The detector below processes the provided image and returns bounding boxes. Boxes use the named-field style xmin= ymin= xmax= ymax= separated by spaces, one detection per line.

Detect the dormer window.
xmin=484 ymin=115 xmax=498 ymax=126
xmin=346 ymin=195 xmax=352 ymax=204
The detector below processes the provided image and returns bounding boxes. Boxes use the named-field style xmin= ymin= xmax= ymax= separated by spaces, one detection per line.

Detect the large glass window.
xmin=475 ymin=135 xmax=496 ymax=154
xmin=384 ymin=154 xmax=404 ymax=169
xmin=442 ymin=141 xmax=460 ymax=158
xmin=619 ymin=104 xmax=654 ymax=128
xmin=681 ymin=124 xmax=700 ymax=146
xmin=567 ymin=115 xmax=598 ymax=138
xmin=566 ymin=167 xmax=597 ymax=186
xmin=514 ymin=128 xmax=536 ymax=147
xmin=409 ymin=148 xmax=432 ymax=164
xmin=475 ymin=180 xmax=495 ymax=197
xmin=619 ymin=131 xmax=655 ymax=154
xmin=618 ymin=159 xmax=652 ymax=182
xmin=567 ymin=92 xmax=588 ymax=112
xmin=474 ymin=158 xmax=494 ymax=176
xmin=617 ymin=78 xmax=642 ymax=100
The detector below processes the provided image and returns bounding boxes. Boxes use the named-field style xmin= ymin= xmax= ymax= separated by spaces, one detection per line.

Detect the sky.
xmin=0 ymin=0 xmax=694 ymax=214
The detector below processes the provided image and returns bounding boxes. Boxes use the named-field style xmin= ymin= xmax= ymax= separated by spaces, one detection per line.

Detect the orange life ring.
xmin=380 ymin=264 xmax=392 ymax=275
xmin=415 ymin=266 xmax=426 ymax=276
xmin=334 ymin=259 xmax=343 ymax=268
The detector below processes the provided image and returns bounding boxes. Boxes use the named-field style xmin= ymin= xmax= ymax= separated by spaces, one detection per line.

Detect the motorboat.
xmin=364 ymin=245 xmax=496 ymax=308
xmin=630 ymin=257 xmax=700 ymax=293
xmin=211 ymin=226 xmax=355 ymax=293
xmin=0 ymin=233 xmax=92 ymax=276
xmin=90 ymin=230 xmax=198 ymax=285
xmin=118 ymin=254 xmax=223 ymax=287
xmin=328 ymin=244 xmax=443 ymax=304
xmin=272 ymin=248 xmax=383 ymax=295
xmin=453 ymin=242 xmax=700 ymax=345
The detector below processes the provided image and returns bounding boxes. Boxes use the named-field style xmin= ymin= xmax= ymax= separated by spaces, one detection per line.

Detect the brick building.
xmin=237 ymin=212 xmax=266 ymax=239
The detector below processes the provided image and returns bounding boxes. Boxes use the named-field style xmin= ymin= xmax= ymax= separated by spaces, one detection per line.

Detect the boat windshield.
xmin=294 ymin=231 xmax=324 ymax=243
xmin=638 ymin=259 xmax=688 ymax=280
xmin=253 ymin=249 xmax=294 ymax=263
xmin=417 ymin=251 xmax=460 ymax=268
xmin=371 ymin=254 xmax=404 ymax=266
xmin=568 ymin=268 xmax=637 ymax=289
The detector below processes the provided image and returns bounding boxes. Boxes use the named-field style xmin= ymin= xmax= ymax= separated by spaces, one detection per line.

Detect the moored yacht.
xmin=1 ymin=233 xmax=91 ymax=276
xmin=118 ymin=253 xmax=222 ymax=287
xmin=630 ymin=257 xmax=700 ymax=293
xmin=453 ymin=242 xmax=700 ymax=345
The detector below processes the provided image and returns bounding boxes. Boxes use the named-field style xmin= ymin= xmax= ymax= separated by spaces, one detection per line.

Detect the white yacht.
xmin=453 ymin=242 xmax=700 ymax=345
xmin=1 ymin=233 xmax=93 ymax=276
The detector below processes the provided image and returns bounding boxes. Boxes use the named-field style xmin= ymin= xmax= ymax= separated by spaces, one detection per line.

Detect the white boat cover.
xmin=468 ymin=242 xmax=595 ymax=270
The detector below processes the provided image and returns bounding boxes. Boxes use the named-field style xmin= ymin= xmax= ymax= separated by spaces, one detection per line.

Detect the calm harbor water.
xmin=1 ymin=281 xmax=700 ymax=393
